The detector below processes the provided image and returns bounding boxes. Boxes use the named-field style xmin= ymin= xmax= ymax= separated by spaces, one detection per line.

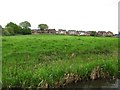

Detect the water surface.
xmin=65 ymin=79 xmax=119 ymax=89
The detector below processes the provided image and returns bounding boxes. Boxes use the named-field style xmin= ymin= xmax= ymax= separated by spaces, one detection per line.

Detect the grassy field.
xmin=2 ymin=34 xmax=118 ymax=88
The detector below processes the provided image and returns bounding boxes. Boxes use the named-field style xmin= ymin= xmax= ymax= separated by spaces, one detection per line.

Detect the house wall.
xmin=68 ymin=31 xmax=77 ymax=35
xmin=58 ymin=31 xmax=66 ymax=34
xmin=103 ymin=33 xmax=107 ymax=36
xmin=31 ymin=29 xmax=114 ymax=37
xmin=80 ymin=32 xmax=85 ymax=35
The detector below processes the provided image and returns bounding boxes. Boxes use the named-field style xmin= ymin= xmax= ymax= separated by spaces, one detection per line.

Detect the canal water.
xmin=65 ymin=79 xmax=120 ymax=89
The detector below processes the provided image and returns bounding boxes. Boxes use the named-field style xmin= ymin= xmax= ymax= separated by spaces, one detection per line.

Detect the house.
xmin=48 ymin=29 xmax=56 ymax=34
xmin=76 ymin=31 xmax=81 ymax=36
xmin=31 ymin=29 xmax=41 ymax=34
xmin=97 ymin=31 xmax=107 ymax=36
xmin=41 ymin=30 xmax=48 ymax=33
xmin=76 ymin=31 xmax=85 ymax=36
xmin=56 ymin=31 xmax=59 ymax=34
xmin=68 ymin=30 xmax=77 ymax=35
xmin=114 ymin=34 xmax=120 ymax=38
xmin=106 ymin=31 xmax=113 ymax=36
xmin=58 ymin=29 xmax=67 ymax=35
xmin=78 ymin=31 xmax=86 ymax=35
xmin=85 ymin=31 xmax=93 ymax=36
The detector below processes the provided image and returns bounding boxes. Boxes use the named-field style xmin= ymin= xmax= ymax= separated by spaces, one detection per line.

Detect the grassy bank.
xmin=2 ymin=34 xmax=118 ymax=88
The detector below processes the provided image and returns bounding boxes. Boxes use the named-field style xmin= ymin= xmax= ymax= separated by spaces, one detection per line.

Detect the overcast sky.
xmin=0 ymin=0 xmax=119 ymax=34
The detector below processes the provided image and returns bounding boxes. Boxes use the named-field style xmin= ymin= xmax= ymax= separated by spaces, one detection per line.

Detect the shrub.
xmin=90 ymin=31 xmax=96 ymax=36
xmin=20 ymin=28 xmax=31 ymax=35
xmin=7 ymin=28 xmax=15 ymax=35
xmin=2 ymin=29 xmax=10 ymax=36
xmin=3 ymin=27 xmax=15 ymax=36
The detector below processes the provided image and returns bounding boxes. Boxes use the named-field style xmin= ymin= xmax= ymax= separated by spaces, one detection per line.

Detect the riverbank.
xmin=64 ymin=79 xmax=119 ymax=88
xmin=2 ymin=35 xmax=118 ymax=88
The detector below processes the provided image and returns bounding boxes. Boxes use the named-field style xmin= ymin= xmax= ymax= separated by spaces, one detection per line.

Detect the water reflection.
xmin=65 ymin=79 xmax=119 ymax=89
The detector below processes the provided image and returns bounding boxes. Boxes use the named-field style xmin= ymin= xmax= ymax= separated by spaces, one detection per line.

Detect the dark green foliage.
xmin=0 ymin=25 xmax=2 ymax=30
xmin=0 ymin=25 xmax=2 ymax=35
xmin=2 ymin=29 xmax=10 ymax=36
xmin=19 ymin=21 xmax=31 ymax=29
xmin=19 ymin=21 xmax=31 ymax=35
xmin=4 ymin=27 xmax=15 ymax=35
xmin=17 ymin=26 xmax=22 ymax=34
xmin=5 ymin=22 xmax=21 ymax=34
xmin=3 ymin=22 xmax=23 ymax=36
xmin=90 ymin=31 xmax=96 ymax=36
xmin=20 ymin=28 xmax=31 ymax=35
xmin=38 ymin=24 xmax=48 ymax=31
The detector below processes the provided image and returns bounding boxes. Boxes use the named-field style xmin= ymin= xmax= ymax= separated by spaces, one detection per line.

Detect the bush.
xmin=2 ymin=29 xmax=10 ymax=36
xmin=7 ymin=28 xmax=15 ymax=35
xmin=90 ymin=31 xmax=96 ymax=36
xmin=4 ymin=26 xmax=15 ymax=36
xmin=20 ymin=28 xmax=31 ymax=35
xmin=5 ymin=22 xmax=21 ymax=34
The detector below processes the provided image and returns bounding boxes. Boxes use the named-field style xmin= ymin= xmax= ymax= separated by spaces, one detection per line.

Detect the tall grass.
xmin=2 ymin=35 xmax=118 ymax=88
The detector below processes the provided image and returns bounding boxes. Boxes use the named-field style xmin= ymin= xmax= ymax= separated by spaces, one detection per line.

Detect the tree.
xmin=2 ymin=29 xmax=10 ymax=36
xmin=0 ymin=25 xmax=2 ymax=35
xmin=19 ymin=21 xmax=31 ymax=29
xmin=17 ymin=26 xmax=22 ymax=34
xmin=0 ymin=25 xmax=2 ymax=30
xmin=38 ymin=24 xmax=48 ymax=31
xmin=90 ymin=31 xmax=96 ymax=36
xmin=5 ymin=22 xmax=20 ymax=34
xmin=20 ymin=28 xmax=31 ymax=35
xmin=4 ymin=26 xmax=15 ymax=35
xmin=19 ymin=21 xmax=31 ymax=35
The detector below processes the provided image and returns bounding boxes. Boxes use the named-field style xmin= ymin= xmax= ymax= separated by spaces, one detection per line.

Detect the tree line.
xmin=0 ymin=21 xmax=48 ymax=36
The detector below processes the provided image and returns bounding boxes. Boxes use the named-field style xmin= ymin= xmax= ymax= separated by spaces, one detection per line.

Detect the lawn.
xmin=2 ymin=34 xmax=118 ymax=88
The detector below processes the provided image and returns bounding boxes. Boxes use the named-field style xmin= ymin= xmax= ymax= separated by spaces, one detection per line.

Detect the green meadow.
xmin=2 ymin=34 xmax=118 ymax=88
